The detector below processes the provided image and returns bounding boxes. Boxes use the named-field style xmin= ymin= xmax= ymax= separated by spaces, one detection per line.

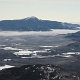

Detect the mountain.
xmin=0 ymin=16 xmax=80 ymax=31
xmin=0 ymin=64 xmax=79 ymax=80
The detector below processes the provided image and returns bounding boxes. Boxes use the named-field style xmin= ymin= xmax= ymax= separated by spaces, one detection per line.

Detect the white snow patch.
xmin=13 ymin=50 xmax=34 ymax=55
xmin=63 ymin=52 xmax=80 ymax=55
xmin=0 ymin=65 xmax=14 ymax=70
xmin=21 ymin=55 xmax=55 ymax=58
xmin=33 ymin=50 xmax=47 ymax=53
xmin=0 ymin=45 xmax=6 ymax=47
xmin=21 ymin=57 xmax=30 ymax=58
xmin=44 ymin=49 xmax=51 ymax=51
xmin=13 ymin=50 xmax=47 ymax=56
xmin=3 ymin=47 xmax=22 ymax=50
xmin=62 ymin=55 xmax=72 ymax=58
xmin=40 ymin=46 xmax=59 ymax=48
xmin=3 ymin=59 xmax=12 ymax=61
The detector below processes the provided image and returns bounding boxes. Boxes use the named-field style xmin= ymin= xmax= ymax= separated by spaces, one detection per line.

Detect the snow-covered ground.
xmin=62 ymin=52 xmax=80 ymax=55
xmin=0 ymin=65 xmax=14 ymax=70
xmin=1 ymin=45 xmax=80 ymax=59
xmin=2 ymin=47 xmax=22 ymax=50
xmin=13 ymin=50 xmax=47 ymax=56
xmin=40 ymin=45 xmax=59 ymax=48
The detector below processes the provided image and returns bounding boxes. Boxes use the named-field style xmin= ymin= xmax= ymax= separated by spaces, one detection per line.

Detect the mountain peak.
xmin=24 ymin=16 xmax=39 ymax=20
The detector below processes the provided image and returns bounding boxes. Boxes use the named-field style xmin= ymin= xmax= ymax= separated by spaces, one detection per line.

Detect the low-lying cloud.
xmin=0 ymin=29 xmax=80 ymax=36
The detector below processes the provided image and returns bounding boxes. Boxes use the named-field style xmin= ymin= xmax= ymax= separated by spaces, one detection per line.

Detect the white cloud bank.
xmin=0 ymin=29 xmax=79 ymax=36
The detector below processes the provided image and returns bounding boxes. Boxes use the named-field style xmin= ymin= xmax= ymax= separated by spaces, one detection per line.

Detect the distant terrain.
xmin=0 ymin=30 xmax=80 ymax=74
xmin=0 ymin=25 xmax=80 ymax=80
xmin=0 ymin=16 xmax=80 ymax=31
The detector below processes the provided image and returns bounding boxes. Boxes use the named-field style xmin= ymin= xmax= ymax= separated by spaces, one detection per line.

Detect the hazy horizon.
xmin=0 ymin=16 xmax=80 ymax=24
xmin=0 ymin=0 xmax=80 ymax=23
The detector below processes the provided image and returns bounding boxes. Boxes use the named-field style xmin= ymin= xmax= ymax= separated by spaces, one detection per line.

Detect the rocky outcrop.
xmin=0 ymin=64 xmax=79 ymax=80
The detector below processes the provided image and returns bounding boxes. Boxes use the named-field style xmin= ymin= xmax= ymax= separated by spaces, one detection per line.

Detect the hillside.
xmin=66 ymin=31 xmax=80 ymax=42
xmin=67 ymin=31 xmax=80 ymax=38
xmin=0 ymin=64 xmax=79 ymax=80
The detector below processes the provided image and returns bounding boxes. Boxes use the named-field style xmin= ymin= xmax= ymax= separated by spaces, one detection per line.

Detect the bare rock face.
xmin=0 ymin=64 xmax=79 ymax=80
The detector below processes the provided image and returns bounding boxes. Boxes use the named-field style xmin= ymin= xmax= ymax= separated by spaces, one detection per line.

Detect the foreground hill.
xmin=0 ymin=64 xmax=79 ymax=80
xmin=67 ymin=31 xmax=80 ymax=38
xmin=0 ymin=16 xmax=80 ymax=31
xmin=66 ymin=31 xmax=80 ymax=42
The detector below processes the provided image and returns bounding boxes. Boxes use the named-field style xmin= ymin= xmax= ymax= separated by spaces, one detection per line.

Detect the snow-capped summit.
xmin=24 ymin=16 xmax=39 ymax=21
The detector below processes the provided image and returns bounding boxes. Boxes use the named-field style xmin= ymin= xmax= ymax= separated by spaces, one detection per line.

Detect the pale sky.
xmin=0 ymin=0 xmax=80 ymax=23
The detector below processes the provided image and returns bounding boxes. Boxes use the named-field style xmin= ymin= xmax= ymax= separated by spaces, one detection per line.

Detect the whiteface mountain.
xmin=0 ymin=17 xmax=80 ymax=31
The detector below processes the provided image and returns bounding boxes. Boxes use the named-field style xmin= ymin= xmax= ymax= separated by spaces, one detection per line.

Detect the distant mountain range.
xmin=0 ymin=16 xmax=80 ymax=31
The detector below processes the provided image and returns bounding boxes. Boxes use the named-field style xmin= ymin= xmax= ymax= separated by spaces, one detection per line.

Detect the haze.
xmin=0 ymin=0 xmax=80 ymax=23
xmin=0 ymin=29 xmax=79 ymax=36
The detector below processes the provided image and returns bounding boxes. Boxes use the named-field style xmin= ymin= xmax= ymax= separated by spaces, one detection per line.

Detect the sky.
xmin=0 ymin=0 xmax=80 ymax=23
